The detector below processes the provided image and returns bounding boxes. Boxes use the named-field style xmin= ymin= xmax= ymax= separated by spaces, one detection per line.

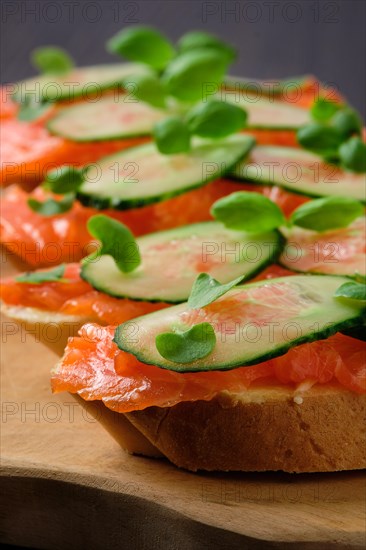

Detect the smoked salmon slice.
xmin=0 ymin=77 xmax=339 ymax=187
xmin=0 ymin=263 xmax=168 ymax=325
xmin=0 ymin=87 xmax=19 ymax=119
xmin=281 ymin=76 xmax=343 ymax=108
xmin=51 ymin=325 xmax=365 ymax=413
xmin=0 ymin=263 xmax=294 ymax=315
xmin=0 ymin=118 xmax=299 ymax=186
xmin=0 ymin=180 xmax=307 ymax=267
xmin=0 ymin=116 xmax=146 ymax=186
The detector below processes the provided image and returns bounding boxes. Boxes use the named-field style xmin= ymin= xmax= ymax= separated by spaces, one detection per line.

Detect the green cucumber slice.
xmin=47 ymin=94 xmax=168 ymax=141
xmin=222 ymin=94 xmax=311 ymax=129
xmin=81 ymin=222 xmax=281 ymax=302
xmin=77 ymin=134 xmax=255 ymax=209
xmin=114 ymin=275 xmax=365 ymax=372
xmin=14 ymin=63 xmax=150 ymax=103
xmin=232 ymin=145 xmax=366 ymax=201
xmin=280 ymin=217 xmax=366 ymax=277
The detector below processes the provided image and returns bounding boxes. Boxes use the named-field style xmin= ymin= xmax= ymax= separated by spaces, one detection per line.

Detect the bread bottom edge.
xmin=73 ymin=396 xmax=163 ymax=458
xmin=126 ymin=386 xmax=366 ymax=472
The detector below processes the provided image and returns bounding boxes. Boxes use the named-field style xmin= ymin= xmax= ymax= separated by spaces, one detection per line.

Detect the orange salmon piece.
xmin=1 ymin=77 xmax=342 ymax=187
xmin=0 ymin=115 xmax=146 ymax=186
xmin=1 ymin=179 xmax=304 ymax=267
xmin=0 ymin=87 xmax=19 ymax=119
xmin=52 ymin=326 xmax=365 ymax=412
xmin=0 ymin=262 xmax=296 ymax=320
xmin=0 ymin=263 xmax=167 ymax=324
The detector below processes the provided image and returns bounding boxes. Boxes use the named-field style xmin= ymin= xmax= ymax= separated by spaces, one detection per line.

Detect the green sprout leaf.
xmin=155 ymin=322 xmax=216 ymax=364
xmin=123 ymin=73 xmax=166 ymax=108
xmin=162 ymin=48 xmax=231 ymax=103
xmin=297 ymin=123 xmax=343 ymax=156
xmin=188 ymin=273 xmax=244 ymax=309
xmin=16 ymin=264 xmax=66 ymax=284
xmin=86 ymin=214 xmax=141 ymax=273
xmin=17 ymin=97 xmax=51 ymax=121
xmin=177 ymin=31 xmax=236 ymax=62
xmin=27 ymin=194 xmax=75 ymax=216
xmin=186 ymin=100 xmax=247 ymax=138
xmin=43 ymin=165 xmax=84 ymax=194
xmin=106 ymin=25 xmax=175 ymax=70
xmin=311 ymin=97 xmax=340 ymax=122
xmin=334 ymin=282 xmax=366 ymax=302
xmin=211 ymin=191 xmax=285 ymax=233
xmin=31 ymin=46 xmax=74 ymax=75
xmin=290 ymin=196 xmax=364 ymax=232
xmin=339 ymin=136 xmax=366 ymax=173
xmin=331 ymin=108 xmax=362 ymax=138
xmin=153 ymin=116 xmax=191 ymax=154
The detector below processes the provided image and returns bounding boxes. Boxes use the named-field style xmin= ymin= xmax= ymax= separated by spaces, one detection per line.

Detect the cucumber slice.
xmin=222 ymin=94 xmax=311 ymax=129
xmin=47 ymin=94 xmax=168 ymax=141
xmin=114 ymin=275 xmax=365 ymax=372
xmin=77 ymin=134 xmax=255 ymax=209
xmin=232 ymin=145 xmax=366 ymax=201
xmin=280 ymin=217 xmax=366 ymax=277
xmin=14 ymin=63 xmax=150 ymax=103
xmin=81 ymin=222 xmax=282 ymax=302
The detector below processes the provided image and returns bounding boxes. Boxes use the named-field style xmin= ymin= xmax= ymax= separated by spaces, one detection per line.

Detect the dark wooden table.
xmin=1 ymin=0 xmax=365 ymax=117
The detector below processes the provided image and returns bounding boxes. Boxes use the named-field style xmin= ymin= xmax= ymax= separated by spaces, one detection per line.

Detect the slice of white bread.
xmin=126 ymin=385 xmax=366 ymax=472
xmin=2 ymin=303 xmax=365 ymax=472
xmin=1 ymin=303 xmax=91 ymax=355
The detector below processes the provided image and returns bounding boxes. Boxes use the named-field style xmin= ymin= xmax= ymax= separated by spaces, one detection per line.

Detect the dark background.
xmin=1 ymin=0 xmax=365 ymax=116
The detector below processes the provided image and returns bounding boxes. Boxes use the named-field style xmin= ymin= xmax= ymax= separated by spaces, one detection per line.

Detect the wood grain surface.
xmin=0 ymin=258 xmax=365 ymax=549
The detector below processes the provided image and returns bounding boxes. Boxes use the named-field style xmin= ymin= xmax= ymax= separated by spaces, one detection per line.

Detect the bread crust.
xmin=126 ymin=385 xmax=366 ymax=472
xmin=73 ymin=396 xmax=163 ymax=458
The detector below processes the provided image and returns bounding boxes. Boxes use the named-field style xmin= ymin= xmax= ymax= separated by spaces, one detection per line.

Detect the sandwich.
xmin=50 ymin=192 xmax=366 ymax=472
xmin=2 ymin=193 xmax=365 ymax=471
xmin=51 ymin=273 xmax=365 ymax=472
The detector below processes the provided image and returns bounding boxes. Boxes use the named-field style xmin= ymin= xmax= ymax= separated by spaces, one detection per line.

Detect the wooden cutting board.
xmin=1 ymin=259 xmax=365 ymax=549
